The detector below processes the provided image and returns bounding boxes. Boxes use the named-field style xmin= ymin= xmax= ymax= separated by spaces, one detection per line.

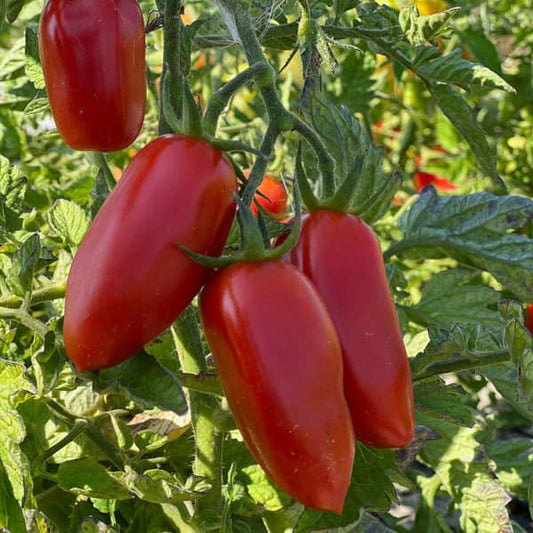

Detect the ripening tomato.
xmin=39 ymin=0 xmax=146 ymax=151
xmin=200 ymin=260 xmax=355 ymax=513
xmin=525 ymin=304 xmax=533 ymax=335
xmin=245 ymin=172 xmax=288 ymax=218
xmin=64 ymin=135 xmax=237 ymax=372
xmin=414 ymin=171 xmax=456 ymax=192
xmin=282 ymin=211 xmax=415 ymax=448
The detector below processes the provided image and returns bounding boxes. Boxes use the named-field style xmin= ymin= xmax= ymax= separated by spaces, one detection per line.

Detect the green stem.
xmin=91 ymin=152 xmax=116 ymax=191
xmin=412 ymin=350 xmax=510 ymax=383
xmin=159 ymin=0 xmax=183 ymax=135
xmin=0 ymin=306 xmax=48 ymax=337
xmin=176 ymin=371 xmax=223 ymax=396
xmin=0 ymin=282 xmax=66 ymax=309
xmin=172 ymin=306 xmax=225 ymax=515
xmin=43 ymin=397 xmax=126 ymax=470
xmin=203 ymin=64 xmax=267 ymax=137
xmin=33 ymin=420 xmax=88 ymax=476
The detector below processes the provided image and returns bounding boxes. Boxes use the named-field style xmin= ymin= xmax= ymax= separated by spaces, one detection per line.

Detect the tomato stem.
xmin=159 ymin=0 xmax=183 ymax=135
xmin=0 ymin=282 xmax=66 ymax=309
xmin=412 ymin=349 xmax=510 ymax=382
xmin=172 ymin=307 xmax=225 ymax=516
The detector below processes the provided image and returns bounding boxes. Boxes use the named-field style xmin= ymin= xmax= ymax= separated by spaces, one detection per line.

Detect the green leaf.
xmin=295 ymin=446 xmax=409 ymax=531
xmin=6 ymin=232 xmax=40 ymax=297
xmin=48 ymin=199 xmax=90 ymax=249
xmin=0 ymin=359 xmax=34 ymax=516
xmin=6 ymin=0 xmax=25 ymax=23
xmin=418 ymin=421 xmax=512 ymax=532
xmin=0 ymin=37 xmax=25 ymax=82
xmin=428 ymin=84 xmax=502 ymax=185
xmin=120 ymin=469 xmax=208 ymax=503
xmin=414 ymin=378 xmax=475 ymax=427
xmin=301 ymin=92 xmax=397 ymax=220
xmin=400 ymin=6 xmax=461 ymax=45
xmin=406 ymin=268 xmax=503 ymax=329
xmin=393 ymin=189 xmax=533 ymax=301
xmin=457 ymin=27 xmax=503 ymax=75
xmin=57 ymin=458 xmax=130 ymax=500
xmin=23 ymin=97 xmax=48 ymax=116
xmin=24 ymin=26 xmax=45 ymax=90
xmin=0 ymin=155 xmax=27 ymax=232
xmin=0 ymin=461 xmax=26 ymax=533
xmin=415 ymin=48 xmax=514 ymax=92
xmin=95 ymin=351 xmax=187 ymax=414
xmin=0 ymin=0 xmax=5 ymax=26
xmin=486 ymin=439 xmax=533 ymax=500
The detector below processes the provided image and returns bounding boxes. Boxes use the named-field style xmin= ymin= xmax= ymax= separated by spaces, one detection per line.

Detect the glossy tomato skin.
xmin=200 ymin=260 xmax=355 ymax=513
xmin=39 ymin=0 xmax=146 ymax=151
xmin=284 ymin=210 xmax=415 ymax=448
xmin=64 ymin=135 xmax=236 ymax=372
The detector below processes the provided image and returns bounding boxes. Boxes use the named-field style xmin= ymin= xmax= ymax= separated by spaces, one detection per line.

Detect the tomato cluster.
xmin=42 ymin=0 xmax=414 ymax=515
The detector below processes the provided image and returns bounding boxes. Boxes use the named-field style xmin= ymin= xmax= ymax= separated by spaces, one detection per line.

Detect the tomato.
xmin=414 ymin=171 xmax=456 ymax=192
xmin=282 ymin=210 xmax=415 ymax=448
xmin=245 ymin=172 xmax=288 ymax=218
xmin=64 ymin=135 xmax=237 ymax=372
xmin=39 ymin=0 xmax=146 ymax=152
xmin=526 ymin=304 xmax=533 ymax=335
xmin=200 ymin=260 xmax=355 ymax=513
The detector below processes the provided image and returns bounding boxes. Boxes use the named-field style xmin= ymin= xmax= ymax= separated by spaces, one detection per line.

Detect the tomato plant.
xmin=200 ymin=260 xmax=355 ymax=513
xmin=64 ymin=135 xmax=236 ymax=371
xmin=39 ymin=0 xmax=146 ymax=151
xmin=282 ymin=211 xmax=415 ymax=448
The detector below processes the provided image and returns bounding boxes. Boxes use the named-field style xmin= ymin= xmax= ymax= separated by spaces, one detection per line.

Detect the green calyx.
xmin=180 ymin=183 xmax=302 ymax=270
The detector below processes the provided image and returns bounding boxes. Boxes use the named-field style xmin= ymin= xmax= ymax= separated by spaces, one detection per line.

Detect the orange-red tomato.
xmin=200 ymin=260 xmax=355 ymax=513
xmin=245 ymin=172 xmax=288 ymax=217
xmin=64 ymin=135 xmax=237 ymax=371
xmin=39 ymin=0 xmax=146 ymax=151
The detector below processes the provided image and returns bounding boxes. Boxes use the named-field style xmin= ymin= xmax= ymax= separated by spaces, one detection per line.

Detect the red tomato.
xmin=526 ymin=304 xmax=533 ymax=335
xmin=39 ymin=0 xmax=146 ymax=151
xmin=414 ymin=171 xmax=456 ymax=192
xmin=282 ymin=211 xmax=415 ymax=448
xmin=200 ymin=260 xmax=355 ymax=513
xmin=245 ymin=172 xmax=288 ymax=217
xmin=64 ymin=135 xmax=237 ymax=371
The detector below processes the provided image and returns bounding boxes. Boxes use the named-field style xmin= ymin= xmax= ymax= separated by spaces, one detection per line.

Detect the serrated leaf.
xmin=120 ymin=469 xmax=206 ymax=503
xmin=407 ymin=269 xmax=503 ymax=329
xmin=57 ymin=459 xmax=130 ymax=499
xmin=0 ymin=155 xmax=27 ymax=232
xmin=0 ymin=38 xmax=25 ymax=82
xmin=94 ymin=351 xmax=187 ymax=414
xmin=301 ymin=92 xmax=397 ymax=220
xmin=6 ymin=233 xmax=40 ymax=297
xmin=0 ymin=461 xmax=26 ymax=533
xmin=401 ymin=6 xmax=460 ymax=45
xmin=486 ymin=439 xmax=533 ymax=500
xmin=0 ymin=359 xmax=34 ymax=512
xmin=415 ymin=48 xmax=514 ymax=92
xmin=24 ymin=97 xmax=48 ymax=116
xmin=295 ymin=446 xmax=407 ymax=531
xmin=419 ymin=421 xmax=512 ymax=532
xmin=414 ymin=378 xmax=475 ymax=427
xmin=241 ymin=464 xmax=289 ymax=511
xmin=48 ymin=199 xmax=90 ymax=249
xmin=393 ymin=189 xmax=533 ymax=301
xmin=429 ymin=84 xmax=501 ymax=185
xmin=24 ymin=26 xmax=45 ymax=89
xmin=6 ymin=0 xmax=25 ymax=23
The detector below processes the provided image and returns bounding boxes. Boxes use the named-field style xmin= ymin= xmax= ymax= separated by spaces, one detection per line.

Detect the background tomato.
xmin=245 ymin=171 xmax=288 ymax=217
xmin=39 ymin=0 xmax=146 ymax=152
xmin=283 ymin=211 xmax=415 ymax=448
xmin=64 ymin=135 xmax=236 ymax=371
xmin=200 ymin=260 xmax=355 ymax=513
xmin=526 ymin=304 xmax=533 ymax=334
